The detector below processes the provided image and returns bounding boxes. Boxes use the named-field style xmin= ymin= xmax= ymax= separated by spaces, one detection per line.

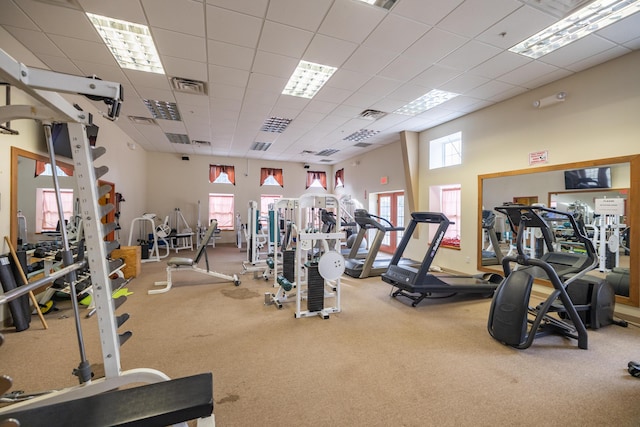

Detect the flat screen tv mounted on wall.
xmin=564 ymin=167 xmax=612 ymax=190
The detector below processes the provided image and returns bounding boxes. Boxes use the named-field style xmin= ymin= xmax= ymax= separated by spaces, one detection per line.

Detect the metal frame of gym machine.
xmin=0 ymin=48 xmax=213 ymax=426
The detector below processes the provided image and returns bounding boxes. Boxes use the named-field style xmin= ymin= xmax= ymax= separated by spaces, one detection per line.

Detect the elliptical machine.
xmin=487 ymin=205 xmax=614 ymax=350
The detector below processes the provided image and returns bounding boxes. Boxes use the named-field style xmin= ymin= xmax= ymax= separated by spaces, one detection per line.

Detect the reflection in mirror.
xmin=478 ymin=156 xmax=638 ymax=307
xmin=10 ymin=147 xmax=76 ymax=250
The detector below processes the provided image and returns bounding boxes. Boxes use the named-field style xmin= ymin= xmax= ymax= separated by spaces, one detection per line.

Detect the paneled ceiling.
xmin=1 ymin=0 xmax=639 ymax=165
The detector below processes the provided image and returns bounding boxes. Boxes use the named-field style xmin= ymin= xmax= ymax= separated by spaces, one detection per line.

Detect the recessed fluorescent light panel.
xmin=282 ymin=60 xmax=337 ymax=99
xmin=251 ymin=142 xmax=272 ymax=151
xmin=356 ymin=0 xmax=398 ymax=10
xmin=143 ymin=99 xmax=181 ymax=121
xmin=317 ymin=149 xmax=340 ymax=156
xmin=511 ymin=0 xmax=640 ymax=59
xmin=260 ymin=116 xmax=292 ymax=133
xmin=86 ymin=13 xmax=165 ymax=74
xmin=165 ymin=133 xmax=190 ymax=144
xmin=343 ymin=129 xmax=380 ymax=142
xmin=394 ymin=90 xmax=460 ymax=116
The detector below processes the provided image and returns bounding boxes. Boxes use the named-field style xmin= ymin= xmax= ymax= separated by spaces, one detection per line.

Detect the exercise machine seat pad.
xmin=167 ymin=257 xmax=195 ymax=267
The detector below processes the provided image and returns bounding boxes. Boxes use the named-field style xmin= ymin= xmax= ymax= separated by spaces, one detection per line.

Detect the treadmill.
xmin=382 ymin=212 xmax=501 ymax=306
xmin=481 ymin=210 xmax=504 ymax=266
xmin=344 ymin=209 xmax=406 ymax=278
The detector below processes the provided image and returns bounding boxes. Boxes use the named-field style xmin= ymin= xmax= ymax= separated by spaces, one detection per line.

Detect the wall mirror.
xmin=478 ymin=155 xmax=639 ymax=307
xmin=10 ymin=146 xmax=77 ymax=249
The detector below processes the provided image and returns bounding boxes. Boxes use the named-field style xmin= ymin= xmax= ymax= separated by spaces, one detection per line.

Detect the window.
xmin=306 ymin=171 xmax=327 ymax=190
xmin=35 ymin=160 xmax=73 ymax=177
xmin=36 ymin=188 xmax=74 ymax=233
xmin=260 ymin=168 xmax=283 ymax=187
xmin=429 ymin=131 xmax=462 ymax=169
xmin=335 ymin=168 xmax=344 ymax=188
xmin=429 ymin=185 xmax=461 ymax=249
xmin=260 ymin=195 xmax=282 ymax=216
xmin=209 ymin=193 xmax=235 ymax=230
xmin=209 ymin=165 xmax=235 ymax=184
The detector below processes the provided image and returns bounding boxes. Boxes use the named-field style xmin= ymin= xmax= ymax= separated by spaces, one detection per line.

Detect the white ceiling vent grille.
xmin=354 ymin=142 xmax=373 ymax=148
xmin=344 ymin=129 xmax=380 ymax=142
xmin=301 ymin=150 xmax=317 ymax=155
xmin=33 ymin=0 xmax=82 ymax=10
xmin=170 ymin=77 xmax=208 ymax=95
xmin=165 ymin=133 xmax=190 ymax=144
xmin=260 ymin=117 xmax=292 ymax=133
xmin=358 ymin=109 xmax=387 ymax=120
xmin=251 ymin=142 xmax=272 ymax=151
xmin=192 ymin=140 xmax=211 ymax=146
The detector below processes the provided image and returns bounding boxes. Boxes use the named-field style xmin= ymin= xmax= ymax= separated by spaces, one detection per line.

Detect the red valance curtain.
xmin=306 ymin=171 xmax=327 ymax=190
xmin=260 ymin=168 xmax=283 ymax=187
xmin=35 ymin=160 xmax=74 ymax=177
xmin=335 ymin=168 xmax=344 ymax=188
xmin=209 ymin=164 xmax=236 ymax=184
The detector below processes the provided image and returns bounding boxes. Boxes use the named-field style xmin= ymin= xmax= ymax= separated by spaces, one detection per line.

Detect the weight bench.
xmin=150 ymin=220 xmax=240 ymax=294
xmin=0 ymin=373 xmax=214 ymax=427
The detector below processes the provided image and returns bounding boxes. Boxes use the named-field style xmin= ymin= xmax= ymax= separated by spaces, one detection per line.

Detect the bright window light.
xmin=394 ymin=89 xmax=459 ymax=116
xmin=282 ymin=60 xmax=337 ymax=99
xmin=430 ymin=132 xmax=462 ymax=169
xmin=87 ymin=13 xmax=165 ymax=74
xmin=510 ymin=0 xmax=640 ymax=59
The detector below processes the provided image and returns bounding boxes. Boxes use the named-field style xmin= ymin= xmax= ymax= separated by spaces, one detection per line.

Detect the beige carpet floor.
xmin=2 ymin=244 xmax=640 ymax=426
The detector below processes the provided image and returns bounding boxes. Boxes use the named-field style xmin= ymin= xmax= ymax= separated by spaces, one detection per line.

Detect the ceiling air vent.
xmin=316 ymin=149 xmax=339 ymax=157
xmin=358 ymin=109 xmax=387 ymax=120
xmin=354 ymin=142 xmax=373 ymax=148
xmin=192 ymin=140 xmax=211 ymax=146
xmin=128 ymin=116 xmax=157 ymax=125
xmin=144 ymin=99 xmax=181 ymax=121
xmin=165 ymin=133 xmax=190 ymax=144
xmin=251 ymin=142 xmax=272 ymax=152
xmin=260 ymin=116 xmax=292 ymax=133
xmin=301 ymin=150 xmax=317 ymax=155
xmin=170 ymin=77 xmax=208 ymax=95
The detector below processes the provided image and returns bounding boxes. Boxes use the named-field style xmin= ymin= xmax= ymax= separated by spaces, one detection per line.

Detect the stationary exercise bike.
xmin=487 ymin=205 xmax=614 ymax=350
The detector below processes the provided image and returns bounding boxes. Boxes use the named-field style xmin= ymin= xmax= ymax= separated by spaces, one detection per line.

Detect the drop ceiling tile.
xmin=3 ymin=26 xmax=65 ymax=57
xmin=36 ymin=53 xmax=82 ymax=74
xmin=411 ymin=64 xmax=462 ymax=88
xmin=498 ymin=60 xmax=562 ymax=87
xmin=623 ymin=37 xmax=640 ymax=50
xmin=439 ymin=40 xmax=502 ymax=71
xmin=136 ymin=87 xmax=176 ymax=103
xmin=151 ymin=28 xmax=206 ymax=62
xmin=341 ymin=45 xmax=397 ymax=75
xmin=521 ymin=68 xmax=572 ymax=90
xmin=440 ymin=73 xmax=490 ymax=94
xmin=206 ymin=0 xmax=268 ymax=18
xmin=259 ymin=21 xmax=313 ymax=58
xmin=379 ymin=56 xmax=433 ymax=82
xmin=174 ymin=92 xmax=210 ymax=108
xmin=391 ymin=0 xmax=463 ymax=26
xmin=246 ymin=72 xmax=288 ymax=94
xmin=78 ymin=0 xmax=147 ymax=26
xmin=402 ymin=28 xmax=468 ymax=65
xmin=47 ymin=34 xmax=115 ymax=64
xmin=596 ymin=13 xmax=640 ymax=45
xmin=358 ymin=76 xmax=403 ymax=99
xmin=206 ymin=5 xmax=262 ymax=48
xmin=325 ymin=69 xmax=372 ymax=91
xmin=538 ymin=34 xmax=617 ymax=68
xmin=476 ymin=5 xmax=556 ymax=49
xmin=438 ymin=0 xmax=523 ymax=38
xmin=162 ymin=57 xmax=208 ymax=81
xmin=386 ymin=83 xmax=431 ymax=103
xmin=0 ymin=1 xmax=40 ymax=29
xmin=73 ymin=59 xmax=128 ymax=82
xmin=363 ymin=14 xmax=429 ymax=54
xmin=304 ymin=100 xmax=339 ymax=114
xmin=266 ymin=0 xmax=333 ymax=32
xmin=470 ymin=51 xmax=531 ymax=79
xmin=303 ymin=34 xmax=358 ymax=67
xmin=343 ymin=91 xmax=383 ymax=109
xmin=319 ymin=0 xmax=385 ymax=44
xmin=123 ymin=69 xmax=171 ymax=90
xmin=142 ymin=0 xmax=205 ymax=37
xmin=312 ymin=86 xmax=353 ymax=104
xmin=243 ymin=88 xmax=280 ymax=107
xmin=17 ymin=1 xmax=99 ymax=41
xmin=252 ymin=50 xmax=298 ymax=79
xmin=207 ymin=40 xmax=255 ymax=70
xmin=208 ymin=65 xmax=250 ymax=88
xmin=465 ymin=79 xmax=517 ymax=99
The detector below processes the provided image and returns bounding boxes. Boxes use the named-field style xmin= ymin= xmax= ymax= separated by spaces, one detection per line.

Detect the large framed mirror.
xmin=478 ymin=155 xmax=639 ymax=307
xmin=10 ymin=146 xmax=76 ymax=249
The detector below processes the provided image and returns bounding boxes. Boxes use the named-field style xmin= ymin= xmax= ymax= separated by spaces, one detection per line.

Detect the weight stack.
xmin=0 ymin=256 xmax=31 ymax=332
xmin=283 ymin=250 xmax=295 ymax=283
xmin=306 ymin=262 xmax=324 ymax=312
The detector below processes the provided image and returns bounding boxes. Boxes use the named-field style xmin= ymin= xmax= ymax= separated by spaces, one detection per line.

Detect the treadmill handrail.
xmin=353 ymin=209 xmax=404 ymax=232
